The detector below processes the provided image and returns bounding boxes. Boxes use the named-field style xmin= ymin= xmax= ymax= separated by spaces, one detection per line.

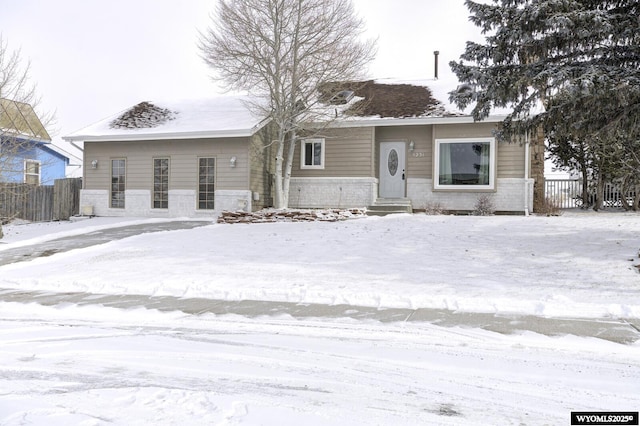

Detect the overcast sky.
xmin=0 ymin=0 xmax=483 ymax=155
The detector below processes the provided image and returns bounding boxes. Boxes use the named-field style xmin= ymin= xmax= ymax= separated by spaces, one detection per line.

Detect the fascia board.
xmin=328 ymin=115 xmax=509 ymax=128
xmin=63 ymin=128 xmax=257 ymax=143
xmin=63 ymin=116 xmax=271 ymax=143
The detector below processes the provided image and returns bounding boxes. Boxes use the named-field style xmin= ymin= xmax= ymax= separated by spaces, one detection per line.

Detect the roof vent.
xmin=329 ymin=90 xmax=355 ymax=105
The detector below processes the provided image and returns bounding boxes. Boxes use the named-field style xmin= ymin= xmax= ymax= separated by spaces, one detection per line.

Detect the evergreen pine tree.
xmin=450 ymin=0 xmax=640 ymax=209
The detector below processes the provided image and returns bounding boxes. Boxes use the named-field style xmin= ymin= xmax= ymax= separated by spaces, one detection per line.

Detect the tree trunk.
xmin=594 ymin=170 xmax=605 ymax=211
xmin=530 ymin=128 xmax=546 ymax=213
xmin=273 ymin=132 xmax=287 ymax=209
xmin=581 ymin=170 xmax=590 ymax=209
xmin=620 ymin=174 xmax=632 ymax=211
xmin=282 ymin=130 xmax=297 ymax=209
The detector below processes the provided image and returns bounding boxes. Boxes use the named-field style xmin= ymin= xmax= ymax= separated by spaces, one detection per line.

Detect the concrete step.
xmin=367 ymin=199 xmax=413 ymax=216
xmin=372 ymin=198 xmax=412 ymax=206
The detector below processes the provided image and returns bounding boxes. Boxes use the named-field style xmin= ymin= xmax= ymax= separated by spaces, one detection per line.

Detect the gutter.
xmin=62 ymin=128 xmax=259 ymax=143
xmin=329 ymin=114 xmax=510 ymax=129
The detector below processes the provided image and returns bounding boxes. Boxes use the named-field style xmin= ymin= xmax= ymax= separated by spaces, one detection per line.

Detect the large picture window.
xmin=301 ymin=138 xmax=325 ymax=169
xmin=434 ymin=138 xmax=496 ymax=190
xmin=153 ymin=158 xmax=169 ymax=209
xmin=198 ymin=157 xmax=215 ymax=210
xmin=24 ymin=160 xmax=40 ymax=185
xmin=111 ymin=159 xmax=126 ymax=208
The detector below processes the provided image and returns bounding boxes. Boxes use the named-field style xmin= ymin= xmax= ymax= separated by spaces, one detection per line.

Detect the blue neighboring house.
xmin=1 ymin=98 xmax=69 ymax=185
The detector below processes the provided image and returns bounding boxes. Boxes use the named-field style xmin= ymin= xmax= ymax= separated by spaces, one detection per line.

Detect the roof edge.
xmin=328 ymin=114 xmax=509 ymax=128
xmin=63 ymin=119 xmax=270 ymax=143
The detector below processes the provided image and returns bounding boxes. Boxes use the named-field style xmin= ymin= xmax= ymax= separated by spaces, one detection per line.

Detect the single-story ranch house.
xmin=63 ymin=79 xmax=537 ymax=217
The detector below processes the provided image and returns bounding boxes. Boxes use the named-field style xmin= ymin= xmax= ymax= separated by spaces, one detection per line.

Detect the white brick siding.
xmin=79 ymin=189 xmax=250 ymax=217
xmin=408 ymin=178 xmax=534 ymax=213
xmin=288 ymin=177 xmax=377 ymax=208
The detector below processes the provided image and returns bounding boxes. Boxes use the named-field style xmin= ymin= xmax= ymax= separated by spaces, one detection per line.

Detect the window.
xmin=434 ymin=138 xmax=496 ymax=190
xmin=111 ymin=159 xmax=126 ymax=208
xmin=153 ymin=158 xmax=169 ymax=209
xmin=198 ymin=157 xmax=215 ymax=210
xmin=24 ymin=160 xmax=40 ymax=185
xmin=301 ymin=138 xmax=325 ymax=169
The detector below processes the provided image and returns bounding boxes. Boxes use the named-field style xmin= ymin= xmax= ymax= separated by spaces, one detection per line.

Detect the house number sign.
xmin=411 ymin=152 xmax=425 ymax=157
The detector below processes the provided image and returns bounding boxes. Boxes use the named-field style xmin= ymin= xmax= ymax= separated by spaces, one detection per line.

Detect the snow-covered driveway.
xmin=1 ymin=303 xmax=638 ymax=425
xmin=0 ymin=211 xmax=639 ymax=424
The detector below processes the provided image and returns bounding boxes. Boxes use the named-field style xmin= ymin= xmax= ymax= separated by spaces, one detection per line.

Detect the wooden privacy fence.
xmin=0 ymin=178 xmax=82 ymax=222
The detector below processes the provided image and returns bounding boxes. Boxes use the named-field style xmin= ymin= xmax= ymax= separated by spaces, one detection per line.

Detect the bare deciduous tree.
xmin=199 ymin=0 xmax=376 ymax=208
xmin=0 ymin=35 xmax=55 ymax=238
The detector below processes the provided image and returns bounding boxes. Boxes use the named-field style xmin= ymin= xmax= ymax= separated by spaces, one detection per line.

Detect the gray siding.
xmin=376 ymin=125 xmax=433 ymax=179
xmin=497 ymin=141 xmax=526 ymax=178
xmin=84 ymin=138 xmax=250 ymax=192
xmin=249 ymin=127 xmax=276 ymax=209
xmin=286 ymin=122 xmax=525 ymax=181
xmin=433 ymin=122 xmax=497 ymax=140
xmin=291 ymin=127 xmax=375 ymax=177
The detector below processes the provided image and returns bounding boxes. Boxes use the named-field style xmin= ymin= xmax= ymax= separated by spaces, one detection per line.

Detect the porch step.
xmin=366 ymin=199 xmax=413 ymax=216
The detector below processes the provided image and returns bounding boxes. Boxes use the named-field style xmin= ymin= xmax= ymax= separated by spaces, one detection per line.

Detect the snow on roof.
xmin=64 ymin=79 xmax=518 ymax=144
xmin=64 ymin=96 xmax=268 ymax=142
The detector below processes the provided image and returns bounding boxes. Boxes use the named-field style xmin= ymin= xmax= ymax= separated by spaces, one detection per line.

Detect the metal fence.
xmin=0 ymin=178 xmax=81 ymax=222
xmin=545 ymin=179 xmax=583 ymax=208
xmin=545 ymin=179 xmax=637 ymax=209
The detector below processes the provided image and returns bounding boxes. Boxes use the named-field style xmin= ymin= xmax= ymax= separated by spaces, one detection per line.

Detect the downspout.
xmin=524 ymin=132 xmax=530 ymax=216
xmin=68 ymin=140 xmax=84 ymax=154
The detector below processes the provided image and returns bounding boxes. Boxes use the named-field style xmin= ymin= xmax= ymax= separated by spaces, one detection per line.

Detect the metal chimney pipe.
xmin=434 ymin=51 xmax=440 ymax=79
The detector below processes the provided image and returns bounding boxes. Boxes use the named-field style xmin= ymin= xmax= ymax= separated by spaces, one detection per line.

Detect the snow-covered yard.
xmin=0 ymin=211 xmax=639 ymax=425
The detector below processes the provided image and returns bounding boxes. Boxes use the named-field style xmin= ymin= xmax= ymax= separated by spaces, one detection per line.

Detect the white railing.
xmin=545 ymin=179 xmax=637 ymax=209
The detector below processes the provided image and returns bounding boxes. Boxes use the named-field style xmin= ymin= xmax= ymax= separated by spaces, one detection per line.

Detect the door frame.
xmin=379 ymin=141 xmax=407 ymax=198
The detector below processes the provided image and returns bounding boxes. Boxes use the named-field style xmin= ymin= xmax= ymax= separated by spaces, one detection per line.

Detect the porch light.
xmin=230 ymin=156 xmax=237 ymax=168
xmin=91 ymin=160 xmax=99 ymax=169
xmin=409 ymin=141 xmax=415 ymax=152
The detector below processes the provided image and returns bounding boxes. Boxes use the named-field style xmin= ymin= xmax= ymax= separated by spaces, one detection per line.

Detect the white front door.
xmin=379 ymin=142 xmax=406 ymax=198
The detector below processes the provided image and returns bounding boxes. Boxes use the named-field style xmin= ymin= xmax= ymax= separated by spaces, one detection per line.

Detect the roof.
xmin=315 ymin=78 xmax=510 ymax=128
xmin=64 ymin=80 xmax=511 ymax=143
xmin=63 ymin=96 xmax=268 ymax=142
xmin=0 ymin=98 xmax=51 ymax=142
xmin=319 ymin=80 xmax=451 ymax=118
xmin=38 ymin=143 xmax=70 ymax=164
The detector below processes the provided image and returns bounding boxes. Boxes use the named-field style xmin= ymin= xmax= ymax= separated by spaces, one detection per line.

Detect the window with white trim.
xmin=153 ymin=158 xmax=169 ymax=209
xmin=24 ymin=160 xmax=40 ymax=185
xmin=434 ymin=138 xmax=496 ymax=190
xmin=198 ymin=157 xmax=215 ymax=210
xmin=301 ymin=138 xmax=325 ymax=169
xmin=111 ymin=159 xmax=126 ymax=208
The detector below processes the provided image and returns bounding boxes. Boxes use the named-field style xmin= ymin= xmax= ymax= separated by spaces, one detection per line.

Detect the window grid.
xmin=198 ymin=157 xmax=215 ymax=210
xmin=111 ymin=159 xmax=126 ymax=208
xmin=153 ymin=158 xmax=169 ymax=209
xmin=24 ymin=160 xmax=40 ymax=185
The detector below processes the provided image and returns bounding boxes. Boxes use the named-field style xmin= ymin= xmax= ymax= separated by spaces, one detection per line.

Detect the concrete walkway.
xmin=0 ymin=220 xmax=211 ymax=266
xmin=0 ymin=288 xmax=638 ymax=344
xmin=0 ymin=219 xmax=638 ymax=345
